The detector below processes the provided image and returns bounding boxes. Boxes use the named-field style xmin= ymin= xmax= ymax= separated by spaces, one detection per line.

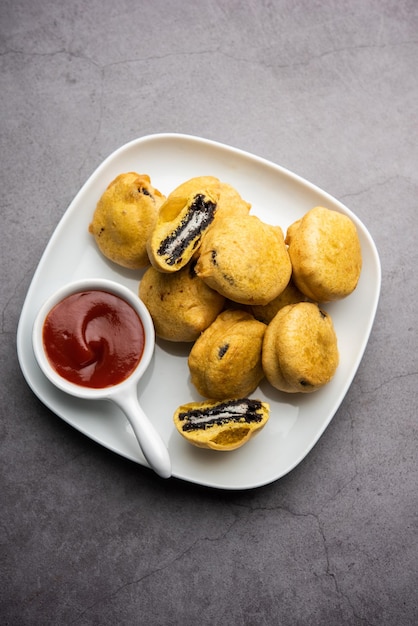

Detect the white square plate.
xmin=17 ymin=134 xmax=381 ymax=489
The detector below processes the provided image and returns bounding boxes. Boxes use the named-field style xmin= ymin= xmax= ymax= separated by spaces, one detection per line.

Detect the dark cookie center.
xmin=158 ymin=194 xmax=217 ymax=266
xmin=179 ymin=398 xmax=265 ymax=431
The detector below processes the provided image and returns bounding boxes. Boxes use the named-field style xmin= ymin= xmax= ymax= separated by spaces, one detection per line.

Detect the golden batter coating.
xmin=262 ymin=302 xmax=339 ymax=393
xmin=88 ymin=172 xmax=165 ymax=269
xmin=138 ymin=259 xmax=225 ymax=342
xmin=167 ymin=176 xmax=220 ymax=200
xmin=195 ymin=214 xmax=292 ymax=305
xmin=249 ymin=278 xmax=309 ymax=324
xmin=188 ymin=309 xmax=266 ymax=400
xmin=147 ymin=176 xmax=220 ymax=273
xmin=286 ymin=206 xmax=362 ymax=302
xmin=214 ymin=182 xmax=251 ymax=221
xmin=173 ymin=397 xmax=270 ymax=451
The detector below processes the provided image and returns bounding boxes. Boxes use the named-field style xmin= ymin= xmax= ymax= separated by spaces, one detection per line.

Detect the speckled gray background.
xmin=1 ymin=1 xmax=417 ymax=624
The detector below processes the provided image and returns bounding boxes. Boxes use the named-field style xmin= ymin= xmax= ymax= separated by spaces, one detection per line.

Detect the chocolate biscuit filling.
xmin=179 ymin=398 xmax=265 ymax=431
xmin=157 ymin=194 xmax=217 ymax=266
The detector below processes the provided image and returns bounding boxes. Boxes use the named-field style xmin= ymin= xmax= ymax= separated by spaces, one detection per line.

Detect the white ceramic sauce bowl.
xmin=32 ymin=278 xmax=171 ymax=478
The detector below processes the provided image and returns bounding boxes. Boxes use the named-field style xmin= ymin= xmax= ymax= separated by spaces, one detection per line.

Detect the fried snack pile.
xmin=147 ymin=176 xmax=221 ymax=273
xmin=262 ymin=302 xmax=339 ymax=393
xmin=286 ymin=206 xmax=362 ymax=301
xmin=173 ymin=398 xmax=270 ymax=451
xmin=139 ymin=259 xmax=225 ymax=342
xmin=188 ymin=309 xmax=266 ymax=400
xmin=195 ymin=215 xmax=291 ymax=305
xmin=89 ymin=173 xmax=363 ymax=452
xmin=89 ymin=173 xmax=165 ymax=269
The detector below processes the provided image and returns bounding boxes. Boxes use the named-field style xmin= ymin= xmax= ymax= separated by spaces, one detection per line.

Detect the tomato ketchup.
xmin=42 ymin=290 xmax=145 ymax=388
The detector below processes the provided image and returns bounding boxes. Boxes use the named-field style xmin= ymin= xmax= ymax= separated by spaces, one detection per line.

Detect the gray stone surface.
xmin=1 ymin=1 xmax=417 ymax=624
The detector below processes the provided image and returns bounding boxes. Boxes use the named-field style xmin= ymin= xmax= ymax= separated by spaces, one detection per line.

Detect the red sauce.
xmin=42 ymin=290 xmax=145 ymax=388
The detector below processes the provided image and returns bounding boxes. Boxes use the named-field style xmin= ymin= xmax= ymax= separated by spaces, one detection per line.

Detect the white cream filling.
xmin=163 ymin=210 xmax=206 ymax=258
xmin=187 ymin=402 xmax=249 ymax=425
